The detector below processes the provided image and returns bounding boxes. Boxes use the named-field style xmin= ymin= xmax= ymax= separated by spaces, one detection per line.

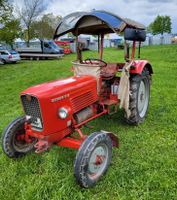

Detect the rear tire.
xmin=2 ymin=116 xmax=36 ymax=158
xmin=74 ymin=132 xmax=113 ymax=188
xmin=126 ymin=68 xmax=151 ymax=125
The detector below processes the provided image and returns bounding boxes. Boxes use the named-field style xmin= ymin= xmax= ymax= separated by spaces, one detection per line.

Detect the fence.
xmin=143 ymin=35 xmax=173 ymax=46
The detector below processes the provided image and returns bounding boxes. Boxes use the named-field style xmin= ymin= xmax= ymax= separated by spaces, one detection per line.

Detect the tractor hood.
xmin=21 ymin=75 xmax=97 ymax=99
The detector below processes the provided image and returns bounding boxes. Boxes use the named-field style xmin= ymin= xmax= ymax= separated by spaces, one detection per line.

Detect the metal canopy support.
xmin=132 ymin=41 xmax=136 ymax=60
xmin=98 ymin=34 xmax=100 ymax=53
xmin=76 ymin=34 xmax=79 ymax=61
xmin=138 ymin=41 xmax=141 ymax=58
xmin=124 ymin=40 xmax=130 ymax=61
xmin=76 ymin=31 xmax=82 ymax=62
xmin=100 ymin=34 xmax=104 ymax=60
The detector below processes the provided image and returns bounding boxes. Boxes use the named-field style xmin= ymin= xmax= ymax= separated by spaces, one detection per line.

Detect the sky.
xmin=44 ymin=0 xmax=177 ymax=33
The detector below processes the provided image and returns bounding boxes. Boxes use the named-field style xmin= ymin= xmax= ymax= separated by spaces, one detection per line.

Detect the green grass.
xmin=0 ymin=45 xmax=177 ymax=200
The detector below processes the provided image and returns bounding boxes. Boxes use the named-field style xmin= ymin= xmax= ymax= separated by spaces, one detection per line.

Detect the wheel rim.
xmin=12 ymin=127 xmax=36 ymax=152
xmin=137 ymin=79 xmax=149 ymax=118
xmin=88 ymin=143 xmax=108 ymax=179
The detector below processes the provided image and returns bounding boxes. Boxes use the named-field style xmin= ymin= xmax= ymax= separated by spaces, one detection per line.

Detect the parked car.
xmin=0 ymin=50 xmax=21 ymax=64
xmin=0 ymin=59 xmax=4 ymax=65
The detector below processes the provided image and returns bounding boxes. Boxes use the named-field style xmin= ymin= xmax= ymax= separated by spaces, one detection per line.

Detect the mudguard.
xmin=100 ymin=130 xmax=119 ymax=148
xmin=130 ymin=60 xmax=153 ymax=75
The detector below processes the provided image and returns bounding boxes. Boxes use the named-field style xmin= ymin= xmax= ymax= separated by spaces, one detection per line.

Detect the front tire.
xmin=74 ymin=132 xmax=113 ymax=188
xmin=1 ymin=59 xmax=6 ymax=64
xmin=2 ymin=116 xmax=36 ymax=158
xmin=126 ymin=68 xmax=151 ymax=125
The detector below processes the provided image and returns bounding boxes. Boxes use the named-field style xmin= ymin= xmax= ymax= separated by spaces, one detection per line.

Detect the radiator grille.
xmin=21 ymin=95 xmax=43 ymax=130
xmin=71 ymin=91 xmax=97 ymax=112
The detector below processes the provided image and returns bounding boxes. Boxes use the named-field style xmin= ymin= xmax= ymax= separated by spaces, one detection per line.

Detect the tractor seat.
xmin=101 ymin=64 xmax=118 ymax=80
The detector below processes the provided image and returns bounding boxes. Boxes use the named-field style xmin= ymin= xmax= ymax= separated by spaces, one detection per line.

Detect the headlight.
xmin=58 ymin=107 xmax=68 ymax=119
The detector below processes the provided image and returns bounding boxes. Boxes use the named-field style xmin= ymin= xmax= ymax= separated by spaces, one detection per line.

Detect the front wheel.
xmin=1 ymin=59 xmax=6 ymax=64
xmin=74 ymin=132 xmax=113 ymax=188
xmin=2 ymin=116 xmax=36 ymax=158
xmin=126 ymin=68 xmax=151 ymax=125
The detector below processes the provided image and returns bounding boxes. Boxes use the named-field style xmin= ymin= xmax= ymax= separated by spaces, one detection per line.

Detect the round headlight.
xmin=58 ymin=107 xmax=68 ymax=119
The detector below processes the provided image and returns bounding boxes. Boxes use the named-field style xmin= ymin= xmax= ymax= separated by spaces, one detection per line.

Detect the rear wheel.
xmin=74 ymin=132 xmax=112 ymax=188
xmin=126 ymin=68 xmax=151 ymax=125
xmin=2 ymin=116 xmax=36 ymax=158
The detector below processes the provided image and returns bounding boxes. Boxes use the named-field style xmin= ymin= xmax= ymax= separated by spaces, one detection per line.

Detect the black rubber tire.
xmin=74 ymin=132 xmax=113 ymax=188
xmin=126 ymin=68 xmax=151 ymax=125
xmin=2 ymin=116 xmax=36 ymax=158
xmin=1 ymin=59 xmax=6 ymax=64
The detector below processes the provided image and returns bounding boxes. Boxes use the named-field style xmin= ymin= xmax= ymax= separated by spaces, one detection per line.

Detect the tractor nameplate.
xmin=51 ymin=94 xmax=69 ymax=102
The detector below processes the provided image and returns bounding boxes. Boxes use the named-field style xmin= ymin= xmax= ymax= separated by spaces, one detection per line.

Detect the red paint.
xmin=130 ymin=60 xmax=153 ymax=75
xmin=21 ymin=75 xmax=98 ymax=136
xmin=55 ymin=41 xmax=72 ymax=54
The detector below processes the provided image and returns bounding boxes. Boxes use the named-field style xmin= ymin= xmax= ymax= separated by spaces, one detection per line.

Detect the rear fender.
xmin=130 ymin=60 xmax=153 ymax=75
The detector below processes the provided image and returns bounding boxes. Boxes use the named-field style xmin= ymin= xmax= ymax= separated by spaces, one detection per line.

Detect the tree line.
xmin=0 ymin=0 xmax=172 ymax=48
xmin=0 ymin=0 xmax=61 ymax=47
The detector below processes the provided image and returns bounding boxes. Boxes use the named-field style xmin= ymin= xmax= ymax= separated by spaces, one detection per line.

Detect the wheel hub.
xmin=88 ymin=144 xmax=108 ymax=179
xmin=140 ymin=92 xmax=144 ymax=102
xmin=137 ymin=79 xmax=149 ymax=118
xmin=95 ymin=155 xmax=105 ymax=165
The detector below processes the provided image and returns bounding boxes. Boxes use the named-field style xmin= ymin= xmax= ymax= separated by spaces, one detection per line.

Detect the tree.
xmin=42 ymin=13 xmax=61 ymax=30
xmin=0 ymin=0 xmax=21 ymax=47
xmin=148 ymin=15 xmax=172 ymax=35
xmin=0 ymin=0 xmax=12 ymax=23
xmin=0 ymin=18 xmax=21 ymax=47
xmin=16 ymin=0 xmax=45 ymax=46
xmin=30 ymin=13 xmax=62 ymax=39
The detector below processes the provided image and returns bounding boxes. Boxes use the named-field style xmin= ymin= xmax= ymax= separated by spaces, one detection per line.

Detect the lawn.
xmin=0 ymin=45 xmax=176 ymax=200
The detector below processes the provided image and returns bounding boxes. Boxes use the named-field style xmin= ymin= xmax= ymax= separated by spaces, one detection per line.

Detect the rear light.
xmin=8 ymin=55 xmax=12 ymax=59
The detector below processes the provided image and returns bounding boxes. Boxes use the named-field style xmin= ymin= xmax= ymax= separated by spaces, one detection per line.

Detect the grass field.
xmin=0 ymin=45 xmax=176 ymax=200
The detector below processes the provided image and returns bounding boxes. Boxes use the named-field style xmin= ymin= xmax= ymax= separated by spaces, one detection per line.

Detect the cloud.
xmin=46 ymin=0 xmax=177 ymax=32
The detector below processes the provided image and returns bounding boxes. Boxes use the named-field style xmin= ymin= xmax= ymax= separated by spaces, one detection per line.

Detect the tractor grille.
xmin=21 ymin=95 xmax=43 ymax=130
xmin=71 ymin=91 xmax=97 ymax=112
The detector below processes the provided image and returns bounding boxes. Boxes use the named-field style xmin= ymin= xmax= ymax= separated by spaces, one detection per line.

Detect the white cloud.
xmin=46 ymin=0 xmax=177 ymax=32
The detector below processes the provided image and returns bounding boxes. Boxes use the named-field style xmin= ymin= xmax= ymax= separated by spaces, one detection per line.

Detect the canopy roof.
xmin=54 ymin=10 xmax=145 ymax=38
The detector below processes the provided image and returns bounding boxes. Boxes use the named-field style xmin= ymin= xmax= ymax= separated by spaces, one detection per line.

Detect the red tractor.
xmin=2 ymin=11 xmax=153 ymax=188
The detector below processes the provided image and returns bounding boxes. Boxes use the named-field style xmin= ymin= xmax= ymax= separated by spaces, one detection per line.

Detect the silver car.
xmin=0 ymin=59 xmax=4 ymax=65
xmin=0 ymin=50 xmax=21 ymax=64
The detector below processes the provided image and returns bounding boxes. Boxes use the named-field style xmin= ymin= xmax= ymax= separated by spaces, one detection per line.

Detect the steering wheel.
xmin=84 ymin=58 xmax=107 ymax=68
